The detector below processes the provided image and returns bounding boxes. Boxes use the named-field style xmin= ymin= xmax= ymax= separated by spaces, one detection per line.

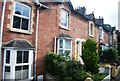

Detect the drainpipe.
xmin=34 ymin=0 xmax=49 ymax=80
xmin=0 ymin=0 xmax=6 ymax=80
xmin=34 ymin=6 xmax=40 ymax=81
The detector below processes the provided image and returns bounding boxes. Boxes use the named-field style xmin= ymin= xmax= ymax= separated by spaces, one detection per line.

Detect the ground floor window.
xmin=3 ymin=49 xmax=33 ymax=80
xmin=57 ymin=38 xmax=72 ymax=57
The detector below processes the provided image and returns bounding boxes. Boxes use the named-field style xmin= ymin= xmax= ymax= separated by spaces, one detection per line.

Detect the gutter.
xmin=34 ymin=0 xmax=49 ymax=80
xmin=0 ymin=0 xmax=6 ymax=80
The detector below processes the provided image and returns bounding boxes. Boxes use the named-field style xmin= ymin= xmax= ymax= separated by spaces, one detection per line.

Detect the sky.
xmin=71 ymin=0 xmax=119 ymax=29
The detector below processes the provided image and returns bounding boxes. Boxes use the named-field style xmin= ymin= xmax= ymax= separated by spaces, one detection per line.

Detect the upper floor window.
xmin=13 ymin=2 xmax=31 ymax=32
xmin=60 ymin=9 xmax=69 ymax=29
xmin=89 ymin=21 xmax=94 ymax=37
xmin=99 ymin=27 xmax=104 ymax=40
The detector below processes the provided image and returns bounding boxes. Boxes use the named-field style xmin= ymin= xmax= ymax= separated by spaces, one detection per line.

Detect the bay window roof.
xmin=2 ymin=39 xmax=34 ymax=49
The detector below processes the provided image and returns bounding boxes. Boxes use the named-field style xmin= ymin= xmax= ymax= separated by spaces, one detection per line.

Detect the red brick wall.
xmin=0 ymin=1 xmax=3 ymax=80
xmin=36 ymin=3 xmax=100 ymax=75
xmin=0 ymin=2 xmax=2 ymax=26
xmin=103 ymin=31 xmax=109 ymax=44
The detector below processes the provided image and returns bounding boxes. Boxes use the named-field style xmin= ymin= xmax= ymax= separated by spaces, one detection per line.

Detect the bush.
xmin=102 ymin=48 xmax=118 ymax=63
xmin=46 ymin=51 xmax=90 ymax=81
xmin=46 ymin=51 xmax=66 ymax=77
xmin=92 ymin=73 xmax=107 ymax=81
xmin=82 ymin=39 xmax=99 ymax=74
xmin=65 ymin=60 xmax=83 ymax=81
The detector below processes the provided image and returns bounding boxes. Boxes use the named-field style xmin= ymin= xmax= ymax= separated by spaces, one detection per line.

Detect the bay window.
xmin=3 ymin=49 xmax=33 ymax=80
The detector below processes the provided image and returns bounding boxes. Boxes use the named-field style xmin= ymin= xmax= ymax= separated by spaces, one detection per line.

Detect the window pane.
xmin=61 ymin=10 xmax=67 ymax=19
xmin=59 ymin=50 xmax=63 ymax=54
xmin=5 ymin=66 xmax=10 ymax=72
xmin=21 ymin=18 xmax=29 ymax=30
xmin=15 ymin=65 xmax=29 ymax=80
xmin=6 ymin=50 xmax=10 ymax=64
xmin=23 ymin=6 xmax=29 ymax=17
xmin=15 ymin=3 xmax=22 ymax=15
xmin=22 ymin=65 xmax=29 ymax=79
xmin=90 ymin=24 xmax=93 ymax=35
xmin=13 ymin=16 xmax=21 ymax=29
xmin=15 ymin=66 xmax=22 ymax=80
xmin=61 ymin=10 xmax=68 ymax=27
xmin=5 ymin=66 xmax=10 ymax=79
xmin=15 ymin=66 xmax=22 ymax=71
xmin=23 ymin=51 xmax=29 ymax=63
xmin=65 ymin=50 xmax=71 ymax=54
xmin=61 ymin=19 xmax=67 ymax=27
xmin=17 ymin=51 xmax=22 ymax=63
xmin=65 ymin=40 xmax=71 ymax=49
xmin=59 ymin=40 xmax=63 ymax=48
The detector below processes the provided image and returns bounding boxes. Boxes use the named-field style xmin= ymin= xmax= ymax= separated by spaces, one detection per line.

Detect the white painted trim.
xmin=99 ymin=27 xmax=104 ymax=40
xmin=3 ymin=49 xmax=33 ymax=79
xmin=89 ymin=21 xmax=94 ymax=37
xmin=54 ymin=37 xmax=57 ymax=53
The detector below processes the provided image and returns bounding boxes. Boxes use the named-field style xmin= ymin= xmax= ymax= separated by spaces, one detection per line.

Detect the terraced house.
xmin=0 ymin=0 xmax=117 ymax=80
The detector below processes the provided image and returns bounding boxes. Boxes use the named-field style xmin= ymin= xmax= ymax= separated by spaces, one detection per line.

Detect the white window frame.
xmin=60 ymin=9 xmax=69 ymax=30
xmin=3 ymin=49 xmax=33 ymax=80
xmin=57 ymin=38 xmax=72 ymax=57
xmin=89 ymin=21 xmax=94 ymax=37
xmin=99 ymin=27 xmax=104 ymax=40
xmin=11 ymin=2 xmax=31 ymax=34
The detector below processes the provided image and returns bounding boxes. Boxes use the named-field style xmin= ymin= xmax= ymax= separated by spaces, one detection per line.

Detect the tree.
xmin=102 ymin=48 xmax=118 ymax=63
xmin=82 ymin=39 xmax=99 ymax=74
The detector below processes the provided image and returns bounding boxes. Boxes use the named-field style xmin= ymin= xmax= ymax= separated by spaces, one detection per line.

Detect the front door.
xmin=75 ymin=39 xmax=84 ymax=64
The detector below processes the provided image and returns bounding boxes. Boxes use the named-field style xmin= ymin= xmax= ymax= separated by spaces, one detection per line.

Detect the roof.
xmin=85 ymin=13 xmax=95 ymax=20
xmin=95 ymin=18 xmax=104 ymax=26
xmin=2 ymin=39 xmax=34 ymax=49
xmin=103 ymin=24 xmax=112 ymax=32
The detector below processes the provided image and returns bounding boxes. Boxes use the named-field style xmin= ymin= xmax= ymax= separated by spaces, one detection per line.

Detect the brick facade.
xmin=0 ymin=1 xmax=3 ymax=80
xmin=36 ymin=3 xmax=102 ymax=75
xmin=1 ymin=1 xmax=111 ymax=80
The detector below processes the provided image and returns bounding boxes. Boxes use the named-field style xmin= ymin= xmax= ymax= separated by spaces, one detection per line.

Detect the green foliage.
xmin=46 ymin=51 xmax=91 ymax=81
xmin=117 ymin=40 xmax=120 ymax=56
xmin=101 ymin=48 xmax=118 ymax=63
xmin=46 ymin=51 xmax=66 ymax=77
xmin=65 ymin=60 xmax=83 ymax=81
xmin=92 ymin=73 xmax=107 ymax=81
xmin=82 ymin=39 xmax=99 ymax=74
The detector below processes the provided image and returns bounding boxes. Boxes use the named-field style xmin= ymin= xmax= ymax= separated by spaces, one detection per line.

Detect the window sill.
xmin=59 ymin=24 xmax=70 ymax=31
xmin=9 ymin=28 xmax=32 ymax=35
